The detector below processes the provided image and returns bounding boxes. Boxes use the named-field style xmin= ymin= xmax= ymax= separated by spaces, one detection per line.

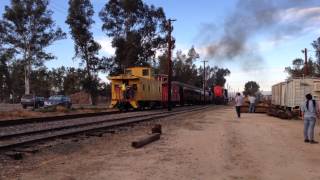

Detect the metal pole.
xmin=167 ymin=19 xmax=176 ymax=111
xmin=303 ymin=48 xmax=308 ymax=76
xmin=202 ymin=60 xmax=208 ymax=104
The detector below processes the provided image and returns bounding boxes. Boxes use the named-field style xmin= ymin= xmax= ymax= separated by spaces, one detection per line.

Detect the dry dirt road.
xmin=2 ymin=106 xmax=320 ymax=180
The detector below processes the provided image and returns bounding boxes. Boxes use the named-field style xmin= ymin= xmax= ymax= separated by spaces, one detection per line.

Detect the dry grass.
xmin=0 ymin=110 xmax=41 ymax=120
xmin=0 ymin=105 xmax=110 ymax=121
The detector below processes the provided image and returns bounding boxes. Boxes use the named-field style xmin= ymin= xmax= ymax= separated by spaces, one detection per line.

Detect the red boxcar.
xmin=213 ymin=85 xmax=223 ymax=97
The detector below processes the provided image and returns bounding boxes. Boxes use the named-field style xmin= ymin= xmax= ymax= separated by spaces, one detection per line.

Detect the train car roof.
xmin=108 ymin=75 xmax=140 ymax=80
xmin=171 ymin=81 xmax=211 ymax=94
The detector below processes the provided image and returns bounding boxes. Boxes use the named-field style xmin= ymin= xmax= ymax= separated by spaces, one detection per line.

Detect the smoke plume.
xmin=202 ymin=0 xmax=320 ymax=65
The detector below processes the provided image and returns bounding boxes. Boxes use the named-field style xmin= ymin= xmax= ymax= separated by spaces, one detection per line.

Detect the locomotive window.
xmin=142 ymin=69 xmax=149 ymax=76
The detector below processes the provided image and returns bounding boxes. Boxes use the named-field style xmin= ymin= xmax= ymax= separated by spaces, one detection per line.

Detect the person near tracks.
xmin=234 ymin=92 xmax=243 ymax=119
xmin=248 ymin=95 xmax=256 ymax=113
xmin=301 ymin=93 xmax=319 ymax=144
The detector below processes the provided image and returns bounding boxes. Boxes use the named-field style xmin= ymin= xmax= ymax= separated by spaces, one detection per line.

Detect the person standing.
xmin=301 ymin=93 xmax=319 ymax=144
xmin=235 ymin=92 xmax=243 ymax=119
xmin=248 ymin=95 xmax=256 ymax=113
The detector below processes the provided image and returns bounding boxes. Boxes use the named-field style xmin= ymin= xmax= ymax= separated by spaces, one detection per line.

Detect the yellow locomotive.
xmin=108 ymin=66 xmax=212 ymax=110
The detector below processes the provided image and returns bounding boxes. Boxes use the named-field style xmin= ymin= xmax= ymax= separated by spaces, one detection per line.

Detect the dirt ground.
xmin=2 ymin=106 xmax=320 ymax=180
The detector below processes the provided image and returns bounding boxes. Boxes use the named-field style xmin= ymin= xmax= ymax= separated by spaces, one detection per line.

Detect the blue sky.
xmin=1 ymin=0 xmax=320 ymax=92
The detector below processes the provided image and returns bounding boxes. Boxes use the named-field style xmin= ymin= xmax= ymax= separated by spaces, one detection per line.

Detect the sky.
xmin=1 ymin=0 xmax=320 ymax=93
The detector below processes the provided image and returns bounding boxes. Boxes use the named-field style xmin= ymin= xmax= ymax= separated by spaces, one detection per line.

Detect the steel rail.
xmin=0 ymin=108 xmax=188 ymax=138
xmin=0 ymin=106 xmax=209 ymax=149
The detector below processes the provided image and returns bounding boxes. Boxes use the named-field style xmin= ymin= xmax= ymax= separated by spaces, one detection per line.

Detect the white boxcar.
xmin=271 ymin=82 xmax=285 ymax=106
xmin=281 ymin=82 xmax=287 ymax=106
xmin=272 ymin=78 xmax=320 ymax=108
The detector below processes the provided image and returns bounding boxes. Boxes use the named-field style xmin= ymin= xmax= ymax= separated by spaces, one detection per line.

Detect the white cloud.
xmin=258 ymin=6 xmax=320 ymax=52
xmin=97 ymin=37 xmax=115 ymax=55
xmin=279 ymin=6 xmax=320 ymax=34
xmin=281 ymin=7 xmax=320 ymax=23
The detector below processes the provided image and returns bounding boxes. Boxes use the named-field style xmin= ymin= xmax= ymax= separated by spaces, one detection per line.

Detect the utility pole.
xmin=202 ymin=60 xmax=208 ymax=104
xmin=167 ymin=19 xmax=176 ymax=111
xmin=302 ymin=48 xmax=308 ymax=76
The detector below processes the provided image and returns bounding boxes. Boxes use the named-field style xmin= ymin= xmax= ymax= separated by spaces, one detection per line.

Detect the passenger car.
xmin=44 ymin=95 xmax=72 ymax=108
xmin=20 ymin=95 xmax=45 ymax=109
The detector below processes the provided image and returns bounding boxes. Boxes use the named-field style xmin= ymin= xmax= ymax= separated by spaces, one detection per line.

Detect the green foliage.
xmin=156 ymin=52 xmax=168 ymax=75
xmin=312 ymin=37 xmax=320 ymax=76
xmin=197 ymin=66 xmax=230 ymax=88
xmin=0 ymin=62 xmax=106 ymax=102
xmin=213 ymin=67 xmax=231 ymax=86
xmin=0 ymin=49 xmax=14 ymax=102
xmin=169 ymin=47 xmax=230 ymax=88
xmin=99 ymin=0 xmax=168 ymax=75
xmin=1 ymin=0 xmax=66 ymax=94
xmin=244 ymin=81 xmax=260 ymax=96
xmin=285 ymin=58 xmax=317 ymax=78
xmin=173 ymin=48 xmax=199 ymax=85
xmin=285 ymin=36 xmax=320 ymax=78
xmin=63 ymin=68 xmax=86 ymax=95
xmin=2 ymin=0 xmax=66 ymax=65
xmin=9 ymin=61 xmax=25 ymax=101
xmin=312 ymin=37 xmax=320 ymax=64
xmin=0 ymin=18 xmax=15 ymax=102
xmin=30 ymin=67 xmax=51 ymax=97
xmin=66 ymin=0 xmax=102 ymax=105
xmin=285 ymin=58 xmax=304 ymax=78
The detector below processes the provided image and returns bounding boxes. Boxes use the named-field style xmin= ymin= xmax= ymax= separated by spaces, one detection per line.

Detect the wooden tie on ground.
xmin=132 ymin=124 xmax=162 ymax=148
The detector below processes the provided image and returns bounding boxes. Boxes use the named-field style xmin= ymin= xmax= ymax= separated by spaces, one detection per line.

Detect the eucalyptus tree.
xmin=66 ymin=0 xmax=101 ymax=105
xmin=99 ymin=0 xmax=168 ymax=75
xmin=0 ymin=22 xmax=14 ymax=101
xmin=312 ymin=37 xmax=320 ymax=64
xmin=1 ymin=0 xmax=66 ymax=95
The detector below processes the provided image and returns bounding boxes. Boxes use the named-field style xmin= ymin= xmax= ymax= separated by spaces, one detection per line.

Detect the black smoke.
xmin=202 ymin=0 xmax=320 ymax=65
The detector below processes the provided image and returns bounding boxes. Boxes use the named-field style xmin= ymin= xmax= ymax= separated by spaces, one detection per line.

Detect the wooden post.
xmin=167 ymin=19 xmax=176 ymax=111
xmin=303 ymin=48 xmax=308 ymax=76
xmin=131 ymin=133 xmax=161 ymax=148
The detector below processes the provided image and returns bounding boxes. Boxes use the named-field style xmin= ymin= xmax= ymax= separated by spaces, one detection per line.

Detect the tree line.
xmin=0 ymin=0 xmax=230 ymax=104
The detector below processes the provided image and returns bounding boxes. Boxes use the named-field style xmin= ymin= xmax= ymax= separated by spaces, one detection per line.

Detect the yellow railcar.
xmin=108 ymin=67 xmax=164 ymax=110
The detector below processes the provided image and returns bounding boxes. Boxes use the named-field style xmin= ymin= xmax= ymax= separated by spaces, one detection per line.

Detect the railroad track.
xmin=0 ymin=105 xmax=194 ymax=127
xmin=0 ymin=110 xmax=121 ymax=127
xmin=0 ymin=106 xmax=209 ymax=150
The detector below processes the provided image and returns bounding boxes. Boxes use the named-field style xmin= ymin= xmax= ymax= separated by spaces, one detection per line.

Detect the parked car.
xmin=20 ymin=95 xmax=45 ymax=109
xmin=44 ymin=95 xmax=72 ymax=108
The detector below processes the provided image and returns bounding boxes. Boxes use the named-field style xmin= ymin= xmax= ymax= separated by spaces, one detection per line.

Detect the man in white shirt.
xmin=248 ymin=95 xmax=256 ymax=113
xmin=235 ymin=92 xmax=243 ymax=119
